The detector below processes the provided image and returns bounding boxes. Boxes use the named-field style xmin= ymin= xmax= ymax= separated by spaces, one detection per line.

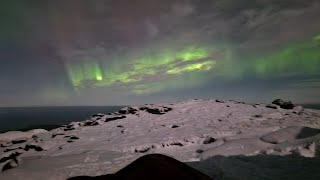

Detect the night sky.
xmin=1 ymin=0 xmax=320 ymax=106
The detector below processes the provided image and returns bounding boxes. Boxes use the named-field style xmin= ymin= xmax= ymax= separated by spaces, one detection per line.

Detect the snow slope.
xmin=1 ymin=99 xmax=320 ymax=179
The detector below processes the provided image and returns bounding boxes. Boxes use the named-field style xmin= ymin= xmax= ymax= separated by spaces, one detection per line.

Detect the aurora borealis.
xmin=1 ymin=0 xmax=320 ymax=106
xmin=65 ymin=45 xmax=215 ymax=91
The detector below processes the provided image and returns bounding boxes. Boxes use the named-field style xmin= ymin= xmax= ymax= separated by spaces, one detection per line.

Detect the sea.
xmin=0 ymin=106 xmax=123 ymax=133
xmin=0 ymin=104 xmax=319 ymax=133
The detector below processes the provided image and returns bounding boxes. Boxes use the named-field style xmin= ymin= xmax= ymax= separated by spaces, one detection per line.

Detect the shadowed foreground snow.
xmin=1 ymin=99 xmax=320 ymax=179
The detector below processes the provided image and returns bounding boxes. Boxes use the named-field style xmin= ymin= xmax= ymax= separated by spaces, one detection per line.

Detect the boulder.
xmin=143 ymin=106 xmax=172 ymax=115
xmin=203 ymin=137 xmax=216 ymax=144
xmin=118 ymin=107 xmax=139 ymax=115
xmin=272 ymin=99 xmax=295 ymax=109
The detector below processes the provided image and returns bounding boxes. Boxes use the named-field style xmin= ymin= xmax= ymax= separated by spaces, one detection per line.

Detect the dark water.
xmin=0 ymin=106 xmax=123 ymax=133
xmin=301 ymin=104 xmax=320 ymax=110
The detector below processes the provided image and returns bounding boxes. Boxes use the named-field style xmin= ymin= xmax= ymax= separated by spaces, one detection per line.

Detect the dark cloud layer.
xmin=0 ymin=0 xmax=320 ymax=106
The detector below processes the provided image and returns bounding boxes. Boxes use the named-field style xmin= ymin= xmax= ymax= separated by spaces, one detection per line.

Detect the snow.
xmin=1 ymin=99 xmax=320 ymax=179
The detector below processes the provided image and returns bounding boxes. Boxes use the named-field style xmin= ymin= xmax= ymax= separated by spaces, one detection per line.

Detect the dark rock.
xmin=1 ymin=143 xmax=8 ymax=148
xmin=69 ymin=136 xmax=80 ymax=140
xmin=139 ymin=107 xmax=147 ymax=111
xmin=128 ymin=107 xmax=139 ymax=114
xmin=171 ymin=125 xmax=180 ymax=128
xmin=68 ymin=154 xmax=213 ymax=180
xmin=4 ymin=147 xmax=23 ymax=152
xmin=145 ymin=106 xmax=172 ymax=115
xmin=11 ymin=138 xmax=27 ymax=144
xmin=64 ymin=127 xmax=75 ymax=131
xmin=118 ymin=109 xmax=129 ymax=114
xmin=24 ymin=144 xmax=43 ymax=151
xmin=163 ymin=107 xmax=173 ymax=112
xmin=118 ymin=107 xmax=139 ymax=115
xmin=272 ymin=99 xmax=295 ymax=109
xmin=52 ymin=133 xmax=64 ymax=138
xmin=235 ymin=101 xmax=245 ymax=104
xmin=215 ymin=99 xmax=225 ymax=103
xmin=117 ymin=125 xmax=124 ymax=128
xmin=135 ymin=147 xmax=152 ymax=153
xmin=196 ymin=149 xmax=204 ymax=153
xmin=266 ymin=104 xmax=278 ymax=109
xmin=138 ymin=106 xmax=172 ymax=115
xmin=83 ymin=121 xmax=100 ymax=126
xmin=203 ymin=137 xmax=216 ymax=144
xmin=105 ymin=116 xmax=126 ymax=122
xmin=0 ymin=152 xmax=22 ymax=163
xmin=2 ymin=156 xmax=21 ymax=172
xmin=169 ymin=142 xmax=183 ymax=146
xmin=146 ymin=108 xmax=165 ymax=115
xmin=67 ymin=140 xmax=74 ymax=143
xmin=253 ymin=114 xmax=263 ymax=118
xmin=92 ymin=114 xmax=105 ymax=118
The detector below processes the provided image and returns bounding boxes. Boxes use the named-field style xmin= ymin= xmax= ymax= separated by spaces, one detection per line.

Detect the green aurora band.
xmin=65 ymin=33 xmax=320 ymax=94
xmin=252 ymin=34 xmax=320 ymax=76
xmin=65 ymin=46 xmax=216 ymax=93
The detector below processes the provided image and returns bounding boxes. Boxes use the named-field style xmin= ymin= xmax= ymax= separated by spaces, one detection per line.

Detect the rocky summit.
xmin=1 ymin=99 xmax=320 ymax=180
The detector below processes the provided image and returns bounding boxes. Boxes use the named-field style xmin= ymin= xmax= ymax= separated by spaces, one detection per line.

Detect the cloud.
xmin=171 ymin=2 xmax=195 ymax=17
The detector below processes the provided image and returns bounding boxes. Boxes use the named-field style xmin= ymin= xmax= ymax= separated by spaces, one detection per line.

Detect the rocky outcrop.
xmin=83 ymin=121 xmax=101 ymax=127
xmin=0 ymin=151 xmax=20 ymax=162
xmin=24 ymin=144 xmax=44 ymax=152
xmin=272 ymin=99 xmax=295 ymax=109
xmin=2 ymin=157 xmax=21 ymax=172
xmin=140 ymin=106 xmax=172 ymax=115
xmin=118 ymin=107 xmax=139 ymax=115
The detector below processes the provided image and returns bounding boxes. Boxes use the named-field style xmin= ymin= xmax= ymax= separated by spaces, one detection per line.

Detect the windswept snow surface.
xmin=1 ymin=99 xmax=320 ymax=179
